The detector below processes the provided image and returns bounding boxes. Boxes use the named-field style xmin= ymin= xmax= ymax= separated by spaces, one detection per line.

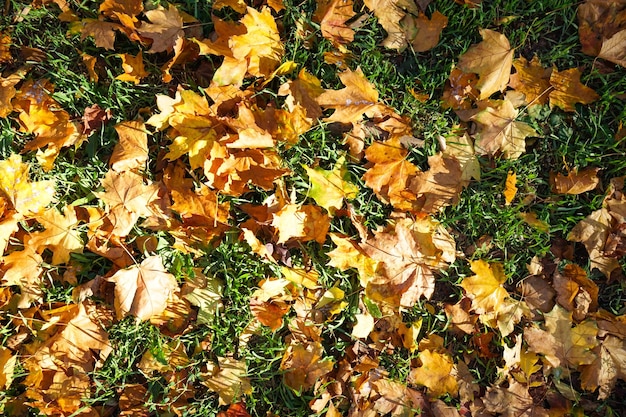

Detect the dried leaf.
xmin=504 ymin=171 xmax=517 ymax=205
xmin=116 ymin=51 xmax=148 ymax=84
xmin=457 ymin=29 xmax=514 ymax=100
xmin=580 ymin=335 xmax=626 ymax=399
xmin=110 ymin=120 xmax=149 ymax=172
xmin=363 ymin=0 xmax=420 ymax=50
xmin=107 ymin=255 xmax=178 ymax=321
xmin=551 ymin=167 xmax=600 ymax=195
xmin=229 ymin=7 xmax=284 ymax=78
xmin=508 ymin=55 xmax=552 ymax=106
xmin=26 ymin=205 xmax=83 ymax=265
xmin=202 ymin=357 xmax=252 ymax=405
xmin=138 ymin=5 xmax=184 ymax=53
xmin=471 ymin=99 xmax=537 ymax=159
xmin=404 ymin=10 xmax=448 ymax=53
xmin=313 ymin=0 xmax=356 ymax=46
xmin=280 ymin=340 xmax=334 ymax=392
xmin=409 ymin=350 xmax=458 ymax=397
xmin=598 ymin=29 xmax=626 ymax=67
xmin=549 ymin=67 xmax=600 ymax=112
xmin=0 ymin=154 xmax=55 ymax=216
xmin=317 ymin=67 xmax=386 ymax=124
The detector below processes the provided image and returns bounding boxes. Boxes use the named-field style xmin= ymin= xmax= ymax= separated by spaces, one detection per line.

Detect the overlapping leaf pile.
xmin=0 ymin=0 xmax=625 ymax=415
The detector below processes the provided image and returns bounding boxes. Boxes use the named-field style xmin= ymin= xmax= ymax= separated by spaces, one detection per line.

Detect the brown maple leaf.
xmin=107 ymin=255 xmax=178 ymax=321
xmin=471 ymin=98 xmax=538 ymax=159
xmin=550 ymin=167 xmax=600 ymax=195
xmin=79 ymin=18 xmax=124 ymax=50
xmin=362 ymin=216 xmax=456 ymax=307
xmin=403 ymin=10 xmax=448 ymax=53
xmin=138 ymin=4 xmax=184 ymax=53
xmin=363 ymin=0 xmax=420 ymax=50
xmin=598 ymin=29 xmax=626 ymax=67
xmin=581 ymin=335 xmax=626 ymax=399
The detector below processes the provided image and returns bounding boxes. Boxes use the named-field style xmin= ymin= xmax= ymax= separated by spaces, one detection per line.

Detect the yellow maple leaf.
xmin=525 ymin=304 xmax=598 ymax=369
xmin=0 ymin=154 xmax=55 ymax=216
xmin=303 ymin=155 xmax=358 ymax=215
xmin=549 ymin=67 xmax=600 ymax=112
xmin=508 ymin=55 xmax=552 ymax=106
xmin=461 ymin=260 xmax=509 ymax=315
xmin=229 ymin=7 xmax=284 ymax=78
xmin=409 ymin=349 xmax=458 ymax=397
xmin=26 ymin=205 xmax=83 ymax=265
xmin=201 ymin=356 xmax=252 ymax=405
xmin=271 ymin=203 xmax=330 ymax=244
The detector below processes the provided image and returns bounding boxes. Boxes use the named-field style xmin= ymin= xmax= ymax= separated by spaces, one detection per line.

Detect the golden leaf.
xmin=0 ymin=154 xmax=55 ymax=216
xmin=549 ymin=67 xmax=600 ymax=112
xmin=26 ymin=205 xmax=83 ymax=265
xmin=116 ymin=51 xmax=148 ymax=84
xmin=409 ymin=350 xmax=458 ymax=397
xmin=457 ymin=29 xmax=514 ymax=100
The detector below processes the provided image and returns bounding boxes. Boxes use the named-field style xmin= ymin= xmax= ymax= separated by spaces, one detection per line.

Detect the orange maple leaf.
xmin=508 ymin=55 xmax=552 ymax=106
xmin=317 ymin=67 xmax=388 ymax=124
xmin=110 ymin=120 xmax=149 ymax=172
xmin=362 ymin=137 xmax=419 ymax=210
xmin=280 ymin=340 xmax=335 ymax=392
xmin=116 ymin=51 xmax=149 ymax=84
xmin=229 ymin=7 xmax=284 ymax=78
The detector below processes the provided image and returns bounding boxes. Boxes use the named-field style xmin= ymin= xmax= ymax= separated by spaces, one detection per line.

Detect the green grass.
xmin=1 ymin=0 xmax=626 ymax=415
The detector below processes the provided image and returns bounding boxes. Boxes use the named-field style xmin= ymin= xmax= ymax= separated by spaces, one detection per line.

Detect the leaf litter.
xmin=0 ymin=0 xmax=625 ymax=415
